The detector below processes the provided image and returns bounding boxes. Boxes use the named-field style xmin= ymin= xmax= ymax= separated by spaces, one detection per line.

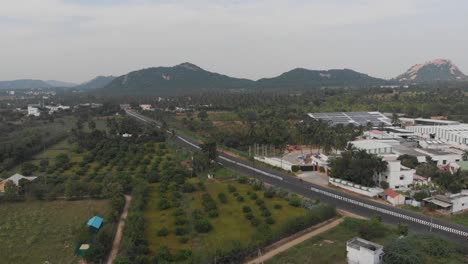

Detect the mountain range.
xmin=2 ymin=59 xmax=466 ymax=94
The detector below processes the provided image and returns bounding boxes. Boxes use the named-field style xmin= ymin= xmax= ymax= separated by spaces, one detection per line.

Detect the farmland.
xmin=144 ymin=168 xmax=337 ymax=263
xmin=0 ymin=199 xmax=111 ymax=264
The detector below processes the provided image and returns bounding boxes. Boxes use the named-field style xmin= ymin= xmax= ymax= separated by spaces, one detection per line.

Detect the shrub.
xmin=175 ymin=217 xmax=188 ymax=226
xmin=236 ymin=196 xmax=245 ymax=202
xmin=413 ymin=191 xmax=429 ymax=202
xmin=158 ymin=198 xmax=171 ymax=210
xmin=237 ymin=176 xmax=248 ymax=184
xmin=397 ymin=223 xmax=409 ymax=236
xmin=227 ymin=184 xmax=236 ymax=193
xmin=291 ymin=165 xmax=300 ymax=172
xmin=175 ymin=227 xmax=189 ymax=236
xmin=265 ymin=217 xmax=275 ymax=225
xmin=172 ymin=208 xmax=185 ymax=217
xmin=233 ymin=192 xmax=239 ymax=197
xmin=208 ymin=210 xmax=219 ymax=218
xmin=245 ymin=212 xmax=254 ymax=220
xmin=243 ymin=206 xmax=252 ymax=213
xmin=192 ymin=209 xmax=204 ymax=220
xmin=288 ymin=197 xmax=301 ymax=207
xmin=218 ymin=192 xmax=228 ymax=203
xmin=178 ymin=237 xmax=189 ymax=244
xmin=264 ymin=189 xmax=275 ymax=199
xmin=274 ymin=204 xmax=282 ymax=210
xmin=174 ymin=249 xmax=192 ymax=262
xmin=157 ymin=227 xmax=169 ymax=237
xmin=261 ymin=210 xmax=271 ymax=217
xmin=249 ymin=192 xmax=258 ymax=200
xmin=358 ymin=218 xmax=386 ymax=240
xmin=197 ymin=181 xmax=206 ymax=191
xmin=255 ymin=199 xmax=265 ymax=206
xmin=250 ymin=218 xmax=261 ymax=227
xmin=194 ymin=219 xmax=213 ymax=233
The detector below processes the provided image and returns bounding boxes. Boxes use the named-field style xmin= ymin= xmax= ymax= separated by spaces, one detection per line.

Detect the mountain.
xmin=395 ymin=59 xmax=467 ymax=83
xmin=0 ymin=79 xmax=52 ymax=90
xmin=256 ymin=68 xmax=386 ymax=89
xmin=45 ymin=80 xmax=77 ymax=87
xmin=101 ymin=63 xmax=255 ymax=95
xmin=75 ymin=76 xmax=116 ymax=90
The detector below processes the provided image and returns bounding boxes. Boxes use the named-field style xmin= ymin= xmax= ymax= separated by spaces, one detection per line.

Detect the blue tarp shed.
xmin=87 ymin=216 xmax=103 ymax=230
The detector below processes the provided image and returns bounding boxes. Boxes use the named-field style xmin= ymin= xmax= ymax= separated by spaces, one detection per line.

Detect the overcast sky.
xmin=1 ymin=0 xmax=468 ymax=83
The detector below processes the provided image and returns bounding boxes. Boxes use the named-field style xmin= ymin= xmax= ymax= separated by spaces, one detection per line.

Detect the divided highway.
xmin=126 ymin=109 xmax=468 ymax=243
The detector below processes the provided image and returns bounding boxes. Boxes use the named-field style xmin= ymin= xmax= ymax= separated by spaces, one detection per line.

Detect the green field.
xmin=0 ymin=199 xmax=110 ymax=264
xmin=144 ymin=174 xmax=332 ymax=262
xmin=267 ymin=218 xmax=466 ymax=264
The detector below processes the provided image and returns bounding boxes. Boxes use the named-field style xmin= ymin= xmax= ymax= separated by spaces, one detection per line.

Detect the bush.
xmin=413 ymin=191 xmax=429 ymax=202
xmin=233 ymin=192 xmax=239 ymax=197
xmin=255 ymin=199 xmax=265 ymax=206
xmin=218 ymin=192 xmax=228 ymax=203
xmin=358 ymin=218 xmax=386 ymax=240
xmin=250 ymin=218 xmax=261 ymax=227
xmin=227 ymin=184 xmax=236 ymax=193
xmin=274 ymin=204 xmax=282 ymax=210
xmin=265 ymin=217 xmax=275 ymax=225
xmin=175 ymin=227 xmax=189 ymax=236
xmin=175 ymin=217 xmax=188 ymax=226
xmin=397 ymin=223 xmax=409 ymax=236
xmin=158 ymin=198 xmax=171 ymax=210
xmin=194 ymin=219 xmax=213 ymax=233
xmin=264 ymin=189 xmax=275 ymax=199
xmin=192 ymin=209 xmax=204 ymax=220
xmin=245 ymin=212 xmax=254 ymax=220
xmin=261 ymin=210 xmax=271 ymax=217
xmin=157 ymin=227 xmax=169 ymax=237
xmin=288 ymin=197 xmax=301 ymax=207
xmin=172 ymin=208 xmax=185 ymax=217
xmin=178 ymin=237 xmax=189 ymax=244
xmin=243 ymin=206 xmax=252 ymax=213
xmin=237 ymin=176 xmax=248 ymax=184
xmin=249 ymin=192 xmax=258 ymax=200
xmin=197 ymin=181 xmax=206 ymax=191
xmin=208 ymin=210 xmax=219 ymax=218
xmin=291 ymin=165 xmax=300 ymax=172
xmin=236 ymin=196 xmax=245 ymax=202
xmin=380 ymin=181 xmax=389 ymax=189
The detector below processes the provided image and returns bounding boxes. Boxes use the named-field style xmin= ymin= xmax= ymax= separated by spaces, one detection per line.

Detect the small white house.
xmin=347 ymin=237 xmax=384 ymax=264
xmin=383 ymin=189 xmax=405 ymax=206
xmin=27 ymin=105 xmax=41 ymax=117
xmin=139 ymin=104 xmax=153 ymax=111
xmin=424 ymin=191 xmax=468 ymax=214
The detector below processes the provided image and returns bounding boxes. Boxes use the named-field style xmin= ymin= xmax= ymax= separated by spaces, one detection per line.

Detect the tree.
xmin=88 ymin=120 xmax=96 ymax=131
xmin=20 ymin=162 xmax=37 ymax=176
xmin=397 ymin=223 xmax=409 ymax=236
xmin=197 ymin=110 xmax=208 ymax=121
xmin=3 ymin=181 xmax=19 ymax=201
xmin=383 ymin=238 xmax=423 ymax=264
xmin=200 ymin=141 xmax=217 ymax=161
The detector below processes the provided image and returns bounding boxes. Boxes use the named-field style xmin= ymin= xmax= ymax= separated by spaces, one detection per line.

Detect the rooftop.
xmin=347 ymin=237 xmax=383 ymax=252
xmin=2 ymin=173 xmax=37 ymax=185
xmin=87 ymin=216 xmax=104 ymax=230
xmin=350 ymin=140 xmax=392 ymax=151
xmin=307 ymin=111 xmax=391 ymax=127
xmin=384 ymin=189 xmax=402 ymax=198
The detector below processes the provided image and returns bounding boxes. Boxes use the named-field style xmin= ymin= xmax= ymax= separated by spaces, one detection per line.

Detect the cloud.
xmin=0 ymin=0 xmax=466 ymax=82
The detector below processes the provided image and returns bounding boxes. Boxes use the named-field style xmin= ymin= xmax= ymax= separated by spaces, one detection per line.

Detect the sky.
xmin=1 ymin=0 xmax=468 ymax=83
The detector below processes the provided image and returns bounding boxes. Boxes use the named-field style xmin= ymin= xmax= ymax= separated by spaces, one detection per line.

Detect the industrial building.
xmin=406 ymin=124 xmax=468 ymax=149
xmin=307 ymin=112 xmax=391 ymax=127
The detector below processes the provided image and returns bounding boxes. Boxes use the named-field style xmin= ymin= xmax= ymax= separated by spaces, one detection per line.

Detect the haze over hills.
xmin=395 ymin=59 xmax=467 ymax=83
xmin=0 ymin=79 xmax=53 ymax=90
xmin=45 ymin=80 xmax=77 ymax=87
xmin=74 ymin=76 xmax=116 ymax=90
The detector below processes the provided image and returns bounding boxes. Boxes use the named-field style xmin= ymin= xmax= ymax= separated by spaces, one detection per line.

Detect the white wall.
xmin=329 ymin=178 xmax=383 ymax=197
xmin=254 ymin=156 xmax=294 ymax=171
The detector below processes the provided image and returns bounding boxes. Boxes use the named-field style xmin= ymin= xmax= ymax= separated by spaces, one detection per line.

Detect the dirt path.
xmin=245 ymin=217 xmax=344 ymax=264
xmin=106 ymin=195 xmax=132 ymax=264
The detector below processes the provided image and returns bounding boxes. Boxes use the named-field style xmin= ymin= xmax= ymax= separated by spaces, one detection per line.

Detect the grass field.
xmin=267 ymin=217 xmax=465 ymax=264
xmin=145 ymin=175 xmax=314 ymax=260
xmin=0 ymin=199 xmax=110 ymax=264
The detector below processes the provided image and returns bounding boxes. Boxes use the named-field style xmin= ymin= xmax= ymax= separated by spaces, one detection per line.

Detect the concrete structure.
xmin=414 ymin=148 xmax=461 ymax=166
xmin=139 ymin=104 xmax=153 ymax=111
xmin=383 ymin=189 xmax=405 ymax=206
xmin=27 ymin=105 xmax=40 ymax=116
xmin=307 ymin=111 xmax=391 ymax=127
xmin=45 ymin=105 xmax=70 ymax=114
xmin=350 ymin=140 xmax=415 ymax=189
xmin=450 ymin=161 xmax=468 ymax=174
xmin=0 ymin=173 xmax=37 ymax=192
xmin=407 ymin=124 xmax=468 ymax=149
xmin=254 ymin=156 xmax=295 ymax=171
xmin=329 ymin=177 xmax=383 ymax=197
xmin=424 ymin=190 xmax=468 ymax=214
xmin=347 ymin=237 xmax=384 ymax=264
xmin=365 ymin=127 xmax=416 ymax=140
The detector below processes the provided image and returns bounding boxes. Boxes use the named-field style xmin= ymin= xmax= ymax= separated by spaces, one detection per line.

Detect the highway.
xmin=126 ymin=109 xmax=468 ymax=243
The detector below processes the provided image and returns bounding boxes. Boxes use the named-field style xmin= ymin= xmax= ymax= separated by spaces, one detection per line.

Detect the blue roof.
xmin=87 ymin=216 xmax=103 ymax=229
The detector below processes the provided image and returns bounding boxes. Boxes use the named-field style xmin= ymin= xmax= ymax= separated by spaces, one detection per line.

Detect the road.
xmin=125 ymin=109 xmax=468 ymax=243
xmin=106 ymin=195 xmax=132 ymax=264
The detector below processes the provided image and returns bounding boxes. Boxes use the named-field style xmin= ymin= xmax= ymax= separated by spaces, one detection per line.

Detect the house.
xmin=383 ymin=189 xmax=405 ymax=206
xmin=0 ymin=173 xmax=37 ymax=192
xmin=347 ymin=237 xmax=384 ymax=264
xmin=139 ymin=104 xmax=153 ymax=111
xmin=45 ymin=105 xmax=70 ymax=114
xmin=350 ymin=140 xmax=415 ymax=189
xmin=423 ymin=190 xmax=468 ymax=214
xmin=27 ymin=105 xmax=41 ymax=116
xmin=449 ymin=161 xmax=468 ymax=174
xmin=87 ymin=216 xmax=104 ymax=231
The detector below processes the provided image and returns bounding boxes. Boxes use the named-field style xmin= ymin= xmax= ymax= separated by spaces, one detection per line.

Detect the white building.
xmin=414 ymin=148 xmax=461 ymax=166
xmin=350 ymin=140 xmax=415 ymax=189
xmin=27 ymin=105 xmax=41 ymax=117
xmin=424 ymin=190 xmax=468 ymax=214
xmin=347 ymin=237 xmax=384 ymax=264
xmin=406 ymin=124 xmax=468 ymax=149
xmin=139 ymin=104 xmax=153 ymax=111
xmin=45 ymin=105 xmax=70 ymax=114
